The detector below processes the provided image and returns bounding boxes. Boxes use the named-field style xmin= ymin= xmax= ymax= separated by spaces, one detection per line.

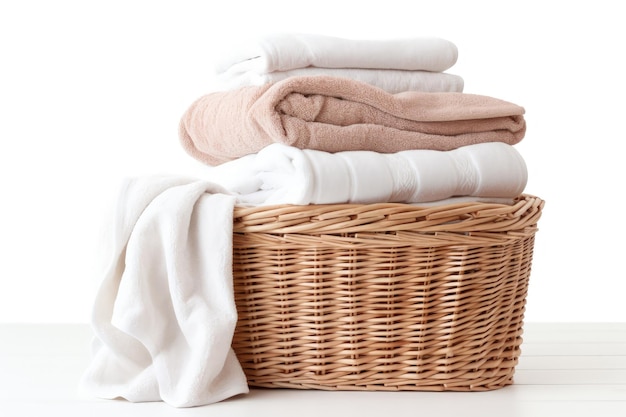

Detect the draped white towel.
xmin=203 ymin=142 xmax=528 ymax=206
xmin=80 ymin=177 xmax=249 ymax=408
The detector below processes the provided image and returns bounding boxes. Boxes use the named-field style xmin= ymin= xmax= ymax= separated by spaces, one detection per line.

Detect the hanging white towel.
xmin=80 ymin=177 xmax=249 ymax=408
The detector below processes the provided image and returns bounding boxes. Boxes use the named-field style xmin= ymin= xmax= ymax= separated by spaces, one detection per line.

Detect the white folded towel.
xmin=215 ymin=33 xmax=459 ymax=75
xmin=203 ymin=142 xmax=528 ymax=206
xmin=80 ymin=177 xmax=249 ymax=408
xmin=213 ymin=67 xmax=464 ymax=94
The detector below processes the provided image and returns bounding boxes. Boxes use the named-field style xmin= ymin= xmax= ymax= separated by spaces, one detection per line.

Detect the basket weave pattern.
xmin=231 ymin=195 xmax=543 ymax=391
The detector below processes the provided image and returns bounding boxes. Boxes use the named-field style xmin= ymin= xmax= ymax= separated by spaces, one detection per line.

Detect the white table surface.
xmin=1 ymin=322 xmax=625 ymax=416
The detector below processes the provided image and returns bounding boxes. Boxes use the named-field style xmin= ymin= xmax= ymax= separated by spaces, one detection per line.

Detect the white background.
xmin=1 ymin=0 xmax=623 ymax=323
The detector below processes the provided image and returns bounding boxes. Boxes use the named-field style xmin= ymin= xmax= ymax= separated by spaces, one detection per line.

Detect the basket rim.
xmin=233 ymin=194 xmax=544 ymax=235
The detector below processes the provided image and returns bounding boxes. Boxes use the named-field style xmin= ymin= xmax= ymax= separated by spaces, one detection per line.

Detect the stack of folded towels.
xmin=81 ymin=33 xmax=529 ymax=408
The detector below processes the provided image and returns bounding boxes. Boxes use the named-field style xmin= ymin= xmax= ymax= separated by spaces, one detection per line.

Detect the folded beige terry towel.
xmin=179 ymin=76 xmax=526 ymax=166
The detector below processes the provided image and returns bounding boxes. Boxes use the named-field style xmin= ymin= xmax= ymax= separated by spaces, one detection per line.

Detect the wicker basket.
xmin=231 ymin=194 xmax=543 ymax=392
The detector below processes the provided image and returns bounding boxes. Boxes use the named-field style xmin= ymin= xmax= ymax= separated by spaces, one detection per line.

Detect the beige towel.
xmin=179 ymin=76 xmax=526 ymax=166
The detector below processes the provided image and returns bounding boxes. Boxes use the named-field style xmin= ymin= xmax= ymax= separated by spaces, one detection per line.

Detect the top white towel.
xmin=215 ymin=33 xmax=459 ymax=75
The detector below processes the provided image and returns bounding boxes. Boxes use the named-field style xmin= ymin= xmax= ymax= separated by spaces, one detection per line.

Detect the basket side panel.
xmin=231 ymin=231 xmax=535 ymax=391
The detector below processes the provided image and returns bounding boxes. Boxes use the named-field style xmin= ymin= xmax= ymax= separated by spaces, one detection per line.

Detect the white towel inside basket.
xmin=81 ymin=143 xmax=528 ymax=407
xmin=203 ymin=142 xmax=527 ymax=206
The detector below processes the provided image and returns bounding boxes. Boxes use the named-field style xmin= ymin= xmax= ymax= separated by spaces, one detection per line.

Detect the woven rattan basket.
xmin=231 ymin=194 xmax=543 ymax=391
